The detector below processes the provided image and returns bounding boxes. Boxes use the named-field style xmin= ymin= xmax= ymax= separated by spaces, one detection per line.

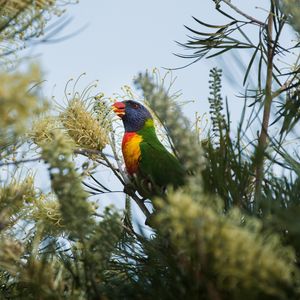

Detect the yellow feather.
xmin=122 ymin=133 xmax=143 ymax=174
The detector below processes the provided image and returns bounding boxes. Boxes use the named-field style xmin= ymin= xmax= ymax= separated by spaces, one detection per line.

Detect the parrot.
xmin=112 ymin=100 xmax=185 ymax=197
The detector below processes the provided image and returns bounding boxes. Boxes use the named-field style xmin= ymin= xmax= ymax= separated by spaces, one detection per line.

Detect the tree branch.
xmin=218 ymin=0 xmax=265 ymax=26
xmin=75 ymin=144 xmax=151 ymax=218
xmin=254 ymin=8 xmax=274 ymax=209
xmin=0 ymin=157 xmax=41 ymax=167
xmin=123 ymin=185 xmax=151 ymax=218
xmin=74 ymin=148 xmax=114 ymax=158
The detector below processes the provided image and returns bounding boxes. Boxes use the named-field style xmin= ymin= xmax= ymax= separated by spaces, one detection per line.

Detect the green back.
xmin=137 ymin=126 xmax=185 ymax=189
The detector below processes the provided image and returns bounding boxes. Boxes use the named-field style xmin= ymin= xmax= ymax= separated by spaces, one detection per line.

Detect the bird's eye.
xmin=132 ymin=103 xmax=139 ymax=109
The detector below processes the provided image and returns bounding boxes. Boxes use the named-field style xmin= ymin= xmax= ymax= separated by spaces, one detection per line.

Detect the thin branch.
xmin=82 ymin=150 xmax=151 ymax=218
xmin=109 ymin=132 xmax=130 ymax=184
xmin=271 ymin=80 xmax=295 ymax=99
xmin=271 ymin=73 xmax=300 ymax=99
xmin=94 ymin=211 xmax=141 ymax=238
xmin=0 ymin=157 xmax=41 ymax=167
xmin=73 ymin=148 xmax=114 ymax=159
xmin=74 ymin=148 xmax=100 ymax=156
xmin=101 ymin=153 xmax=126 ymax=186
xmin=95 ymin=159 xmax=111 ymax=169
xmin=90 ymin=174 xmax=111 ymax=192
xmin=123 ymin=186 xmax=151 ymax=218
xmin=219 ymin=0 xmax=265 ymax=26
xmin=254 ymin=8 xmax=274 ymax=209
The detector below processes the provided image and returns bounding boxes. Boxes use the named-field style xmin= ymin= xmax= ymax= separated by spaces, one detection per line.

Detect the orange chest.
xmin=122 ymin=133 xmax=143 ymax=175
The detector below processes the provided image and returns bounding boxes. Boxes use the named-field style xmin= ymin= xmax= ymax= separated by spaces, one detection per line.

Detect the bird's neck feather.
xmin=122 ymin=118 xmax=161 ymax=149
xmin=122 ymin=132 xmax=142 ymax=175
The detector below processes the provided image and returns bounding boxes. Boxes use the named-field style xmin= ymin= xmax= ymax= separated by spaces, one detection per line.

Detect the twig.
xmin=219 ymin=0 xmax=265 ymax=26
xmin=74 ymin=148 xmax=100 ymax=156
xmin=101 ymin=153 xmax=126 ymax=186
xmin=74 ymin=147 xmax=126 ymax=192
xmin=109 ymin=132 xmax=130 ymax=184
xmin=124 ymin=186 xmax=151 ymax=218
xmin=95 ymin=159 xmax=112 ymax=169
xmin=0 ymin=157 xmax=41 ymax=167
xmin=70 ymin=144 xmax=151 ymax=218
xmin=74 ymin=144 xmax=151 ymax=218
xmin=271 ymin=76 xmax=300 ymax=99
xmin=254 ymin=8 xmax=274 ymax=209
xmin=74 ymin=149 xmax=119 ymax=174
xmin=94 ymin=211 xmax=142 ymax=238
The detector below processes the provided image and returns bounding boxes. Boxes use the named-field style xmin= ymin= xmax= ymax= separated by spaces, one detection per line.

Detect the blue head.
xmin=112 ymin=100 xmax=153 ymax=132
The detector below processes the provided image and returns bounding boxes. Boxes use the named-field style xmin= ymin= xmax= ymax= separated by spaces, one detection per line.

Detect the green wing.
xmin=138 ymin=139 xmax=185 ymax=189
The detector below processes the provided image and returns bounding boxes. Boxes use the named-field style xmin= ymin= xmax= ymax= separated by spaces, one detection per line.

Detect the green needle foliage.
xmin=40 ymin=130 xmax=94 ymax=236
xmin=281 ymin=0 xmax=300 ymax=34
xmin=0 ymin=0 xmax=75 ymax=64
xmin=2 ymin=1 xmax=300 ymax=299
xmin=153 ymin=190 xmax=299 ymax=300
xmin=0 ymin=64 xmax=47 ymax=148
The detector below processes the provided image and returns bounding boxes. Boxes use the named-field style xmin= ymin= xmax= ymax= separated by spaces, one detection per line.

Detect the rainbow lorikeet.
xmin=112 ymin=100 xmax=185 ymax=196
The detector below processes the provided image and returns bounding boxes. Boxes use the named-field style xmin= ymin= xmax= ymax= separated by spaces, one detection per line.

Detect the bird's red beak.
xmin=112 ymin=102 xmax=126 ymax=118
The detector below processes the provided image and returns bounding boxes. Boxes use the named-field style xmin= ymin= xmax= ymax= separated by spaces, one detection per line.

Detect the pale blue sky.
xmin=33 ymin=0 xmax=269 ymax=120
xmin=35 ymin=0 xmax=215 ymax=117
